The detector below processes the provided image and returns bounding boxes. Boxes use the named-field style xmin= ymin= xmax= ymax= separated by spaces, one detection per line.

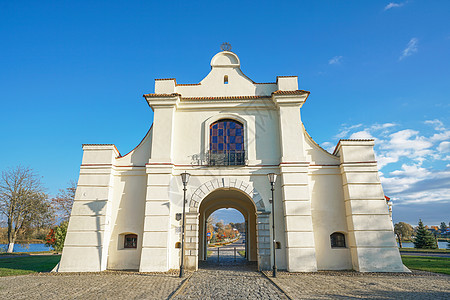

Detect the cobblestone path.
xmin=0 ymin=271 xmax=184 ymax=300
xmin=173 ymin=250 xmax=288 ymax=299
xmin=1 ymin=251 xmax=449 ymax=299
xmin=266 ymin=270 xmax=450 ymax=299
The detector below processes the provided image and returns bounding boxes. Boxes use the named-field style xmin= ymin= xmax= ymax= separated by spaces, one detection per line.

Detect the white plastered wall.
xmin=303 ymin=131 xmax=352 ymax=270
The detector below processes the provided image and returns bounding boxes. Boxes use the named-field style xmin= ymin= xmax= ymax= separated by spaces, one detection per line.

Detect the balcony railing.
xmin=208 ymin=150 xmax=246 ymax=166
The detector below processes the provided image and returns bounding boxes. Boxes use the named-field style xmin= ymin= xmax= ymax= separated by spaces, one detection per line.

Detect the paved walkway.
xmin=173 ymin=251 xmax=288 ymax=299
xmin=0 ymin=271 xmax=185 ymax=300
xmin=266 ymin=270 xmax=450 ymax=299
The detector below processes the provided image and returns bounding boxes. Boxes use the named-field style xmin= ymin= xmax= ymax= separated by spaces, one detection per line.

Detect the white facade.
xmin=58 ymin=50 xmax=407 ymax=273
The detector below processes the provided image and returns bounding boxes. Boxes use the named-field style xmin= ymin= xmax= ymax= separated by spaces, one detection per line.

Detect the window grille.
xmin=330 ymin=232 xmax=346 ymax=248
xmin=124 ymin=234 xmax=137 ymax=248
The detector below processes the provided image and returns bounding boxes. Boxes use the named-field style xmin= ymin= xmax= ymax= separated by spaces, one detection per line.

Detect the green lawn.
xmin=0 ymin=255 xmax=61 ymax=277
xmin=238 ymin=250 xmax=245 ymax=257
xmin=401 ymin=255 xmax=450 ymax=275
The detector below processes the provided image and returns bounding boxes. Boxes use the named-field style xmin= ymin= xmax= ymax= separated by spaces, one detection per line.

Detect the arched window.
xmin=330 ymin=232 xmax=346 ymax=248
xmin=209 ymin=119 xmax=244 ymax=166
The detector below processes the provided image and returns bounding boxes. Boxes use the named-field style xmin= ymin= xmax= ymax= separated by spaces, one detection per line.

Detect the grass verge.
xmin=399 ymin=248 xmax=449 ymax=253
xmin=401 ymin=255 xmax=450 ymax=275
xmin=238 ymin=250 xmax=245 ymax=257
xmin=0 ymin=255 xmax=61 ymax=276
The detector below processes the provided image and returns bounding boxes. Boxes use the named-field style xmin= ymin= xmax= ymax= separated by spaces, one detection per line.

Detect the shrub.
xmin=45 ymin=221 xmax=68 ymax=252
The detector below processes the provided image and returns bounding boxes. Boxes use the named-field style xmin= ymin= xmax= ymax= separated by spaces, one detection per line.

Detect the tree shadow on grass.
xmin=0 ymin=255 xmax=61 ymax=276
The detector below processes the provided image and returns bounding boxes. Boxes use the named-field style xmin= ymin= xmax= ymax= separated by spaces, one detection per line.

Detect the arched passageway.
xmin=198 ymin=189 xmax=258 ymax=264
xmin=184 ymin=178 xmax=271 ymax=271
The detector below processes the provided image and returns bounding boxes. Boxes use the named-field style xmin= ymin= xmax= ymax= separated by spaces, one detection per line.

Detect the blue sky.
xmin=1 ymin=1 xmax=449 ymax=226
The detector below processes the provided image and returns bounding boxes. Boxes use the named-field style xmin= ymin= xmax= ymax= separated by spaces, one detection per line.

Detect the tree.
xmin=230 ymin=222 xmax=245 ymax=233
xmin=215 ymin=222 xmax=224 ymax=241
xmin=413 ymin=219 xmax=438 ymax=249
xmin=394 ymin=222 xmax=414 ymax=248
xmin=440 ymin=222 xmax=447 ymax=233
xmin=51 ymin=181 xmax=76 ymax=221
xmin=0 ymin=166 xmax=53 ymax=253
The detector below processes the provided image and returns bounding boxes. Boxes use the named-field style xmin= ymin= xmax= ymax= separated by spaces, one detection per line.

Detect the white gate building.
xmin=58 ymin=49 xmax=407 ymax=273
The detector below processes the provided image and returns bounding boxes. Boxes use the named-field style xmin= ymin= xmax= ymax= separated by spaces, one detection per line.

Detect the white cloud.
xmin=320 ymin=141 xmax=335 ymax=153
xmin=328 ymin=56 xmax=343 ymax=65
xmin=429 ymin=130 xmax=450 ymax=142
xmin=381 ymin=168 xmax=450 ymax=205
xmin=322 ymin=120 xmax=450 ymax=208
xmin=438 ymin=141 xmax=450 ymax=153
xmin=399 ymin=38 xmax=419 ymax=60
xmin=349 ymin=130 xmax=375 ymax=139
xmin=370 ymin=123 xmax=397 ymax=131
xmin=334 ymin=124 xmax=362 ymax=139
xmin=390 ymin=164 xmax=430 ymax=178
xmin=425 ymin=119 xmax=445 ymax=131
xmin=384 ymin=2 xmax=404 ymax=11
xmin=382 ymin=129 xmax=433 ymax=153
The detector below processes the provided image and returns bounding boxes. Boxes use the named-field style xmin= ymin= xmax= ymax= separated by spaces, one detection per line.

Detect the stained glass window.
xmin=209 ymin=119 xmax=244 ymax=165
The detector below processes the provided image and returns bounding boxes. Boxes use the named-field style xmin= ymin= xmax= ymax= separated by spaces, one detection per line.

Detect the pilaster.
xmin=272 ymin=92 xmax=308 ymax=163
xmin=257 ymin=211 xmax=271 ymax=270
xmin=185 ymin=211 xmax=199 ymax=270
xmin=280 ymin=163 xmax=317 ymax=272
xmin=139 ymin=164 xmax=173 ymax=272
xmin=140 ymin=95 xmax=177 ymax=272
xmin=273 ymin=90 xmax=317 ymax=271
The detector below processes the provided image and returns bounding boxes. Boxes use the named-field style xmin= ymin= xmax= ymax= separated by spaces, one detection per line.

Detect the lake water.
xmin=0 ymin=243 xmax=53 ymax=253
xmin=398 ymin=241 xmax=448 ymax=249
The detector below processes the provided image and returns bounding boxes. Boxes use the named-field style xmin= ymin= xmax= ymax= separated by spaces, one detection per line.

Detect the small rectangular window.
xmin=124 ymin=234 xmax=137 ymax=248
xmin=330 ymin=232 xmax=346 ymax=248
xmin=224 ymin=75 xmax=228 ymax=84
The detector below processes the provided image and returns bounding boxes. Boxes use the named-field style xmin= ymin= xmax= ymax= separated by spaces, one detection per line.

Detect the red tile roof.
xmin=143 ymin=90 xmax=310 ymax=99
xmin=143 ymin=93 xmax=181 ymax=97
xmin=272 ymin=90 xmax=310 ymax=95
xmin=338 ymin=139 xmax=375 ymax=141
xmin=182 ymin=95 xmax=269 ymax=100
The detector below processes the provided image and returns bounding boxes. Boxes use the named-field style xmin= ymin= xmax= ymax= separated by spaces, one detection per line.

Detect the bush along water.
xmin=45 ymin=221 xmax=68 ymax=252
